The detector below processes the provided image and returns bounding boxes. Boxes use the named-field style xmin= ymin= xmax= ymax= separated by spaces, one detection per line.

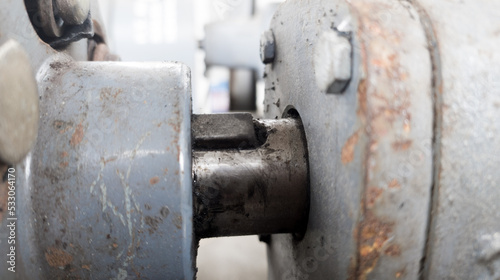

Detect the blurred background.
xmin=96 ymin=0 xmax=284 ymax=278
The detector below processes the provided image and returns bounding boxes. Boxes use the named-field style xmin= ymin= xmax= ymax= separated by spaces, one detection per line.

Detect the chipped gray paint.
xmin=14 ymin=58 xmax=194 ymax=279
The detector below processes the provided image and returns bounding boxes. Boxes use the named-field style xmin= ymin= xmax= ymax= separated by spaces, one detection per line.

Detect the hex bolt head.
xmin=314 ymin=30 xmax=352 ymax=94
xmin=54 ymin=0 xmax=91 ymax=25
xmin=0 ymin=40 xmax=39 ymax=164
xmin=260 ymin=30 xmax=276 ymax=64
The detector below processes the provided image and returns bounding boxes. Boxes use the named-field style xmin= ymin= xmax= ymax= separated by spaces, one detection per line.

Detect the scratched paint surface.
xmin=15 ymin=59 xmax=193 ymax=279
xmin=263 ymin=0 xmax=433 ymax=279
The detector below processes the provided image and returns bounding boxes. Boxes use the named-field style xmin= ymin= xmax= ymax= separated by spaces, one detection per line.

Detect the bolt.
xmin=314 ymin=29 xmax=352 ymax=94
xmin=260 ymin=30 xmax=275 ymax=64
xmin=55 ymin=0 xmax=90 ymax=25
xmin=0 ymin=40 xmax=39 ymax=164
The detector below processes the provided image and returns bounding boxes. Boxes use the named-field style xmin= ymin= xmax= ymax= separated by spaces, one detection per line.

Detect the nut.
xmin=314 ymin=30 xmax=352 ymax=93
xmin=260 ymin=30 xmax=276 ymax=64
xmin=0 ymin=40 xmax=39 ymax=164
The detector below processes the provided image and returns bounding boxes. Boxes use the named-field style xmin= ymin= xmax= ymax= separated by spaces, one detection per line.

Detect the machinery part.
xmin=25 ymin=0 xmax=94 ymax=48
xmin=13 ymin=58 xmax=194 ymax=279
xmin=0 ymin=39 xmax=39 ymax=164
xmin=313 ymin=29 xmax=352 ymax=93
xmin=192 ymin=113 xmax=309 ymax=238
xmin=38 ymin=0 xmax=65 ymax=37
xmin=260 ymin=29 xmax=275 ymax=65
xmin=1 ymin=0 xmax=500 ymax=279
xmin=263 ymin=0 xmax=500 ymax=279
xmin=87 ymin=19 xmax=120 ymax=61
xmin=192 ymin=113 xmax=265 ymax=149
xmin=263 ymin=0 xmax=433 ymax=279
xmin=415 ymin=1 xmax=500 ymax=278
xmin=54 ymin=0 xmax=90 ymax=25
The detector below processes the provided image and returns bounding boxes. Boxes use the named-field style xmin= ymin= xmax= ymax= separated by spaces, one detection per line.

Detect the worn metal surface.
xmin=192 ymin=113 xmax=265 ymax=150
xmin=313 ymin=29 xmax=352 ymax=93
xmin=55 ymin=0 xmax=91 ymax=25
xmin=38 ymin=0 xmax=65 ymax=37
xmin=0 ymin=39 xmax=39 ymax=164
xmin=263 ymin=0 xmax=433 ymax=279
xmin=260 ymin=29 xmax=275 ymax=65
xmin=26 ymin=0 xmax=94 ymax=48
xmin=14 ymin=58 xmax=194 ymax=279
xmin=47 ymin=16 xmax=94 ymax=49
xmin=193 ymin=116 xmax=309 ymax=238
xmin=413 ymin=0 xmax=500 ymax=279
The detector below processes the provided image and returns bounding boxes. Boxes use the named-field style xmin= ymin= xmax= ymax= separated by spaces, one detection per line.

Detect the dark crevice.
xmin=407 ymin=1 xmax=444 ymax=278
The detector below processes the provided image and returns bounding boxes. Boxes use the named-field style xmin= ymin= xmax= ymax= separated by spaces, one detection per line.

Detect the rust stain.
xmin=342 ymin=131 xmax=360 ymax=164
xmin=173 ymin=214 xmax=183 ymax=230
xmin=384 ymin=244 xmax=401 ymax=256
xmin=59 ymin=162 xmax=69 ymax=168
xmin=388 ymin=179 xmax=401 ymax=189
xmin=357 ymin=211 xmax=394 ymax=280
xmin=145 ymin=216 xmax=162 ymax=234
xmin=366 ymin=187 xmax=383 ymax=208
xmin=357 ymin=75 xmax=368 ymax=120
xmin=112 ymin=243 xmax=118 ymax=248
xmin=403 ymin=120 xmax=411 ymax=133
xmin=45 ymin=247 xmax=73 ymax=267
xmin=70 ymin=123 xmax=84 ymax=147
xmin=54 ymin=120 xmax=73 ymax=134
xmin=149 ymin=176 xmax=160 ymax=185
xmin=61 ymin=151 xmax=69 ymax=158
xmin=82 ymin=264 xmax=91 ymax=271
xmin=395 ymin=268 xmax=406 ymax=278
xmin=392 ymin=140 xmax=412 ymax=151
xmin=351 ymin=1 xmax=415 ymax=279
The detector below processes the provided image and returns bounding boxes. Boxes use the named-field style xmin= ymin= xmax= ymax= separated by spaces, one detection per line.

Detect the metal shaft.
xmin=192 ymin=114 xmax=309 ymax=238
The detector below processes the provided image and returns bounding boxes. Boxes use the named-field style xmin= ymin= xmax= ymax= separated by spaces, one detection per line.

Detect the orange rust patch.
xmin=149 ymin=176 xmax=160 ymax=185
xmin=59 ymin=162 xmax=69 ymax=168
xmin=392 ymin=140 xmax=412 ymax=151
xmin=82 ymin=264 xmax=91 ymax=271
xmin=112 ymin=243 xmax=118 ymax=248
xmin=358 ymin=211 xmax=394 ymax=280
xmin=342 ymin=131 xmax=360 ymax=164
xmin=174 ymin=215 xmax=182 ymax=229
xmin=388 ymin=179 xmax=401 ymax=189
xmin=54 ymin=120 xmax=73 ymax=134
xmin=70 ymin=123 xmax=84 ymax=147
xmin=45 ymin=247 xmax=73 ymax=267
xmin=384 ymin=244 xmax=401 ymax=256
xmin=357 ymin=79 xmax=368 ymax=120
xmin=395 ymin=268 xmax=406 ymax=278
xmin=403 ymin=120 xmax=411 ymax=133
xmin=366 ymin=187 xmax=383 ymax=208
xmin=61 ymin=151 xmax=69 ymax=158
